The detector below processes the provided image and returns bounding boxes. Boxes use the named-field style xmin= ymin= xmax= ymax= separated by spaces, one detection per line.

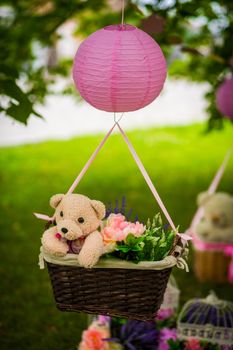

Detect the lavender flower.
xmin=107 ymin=320 xmax=159 ymax=350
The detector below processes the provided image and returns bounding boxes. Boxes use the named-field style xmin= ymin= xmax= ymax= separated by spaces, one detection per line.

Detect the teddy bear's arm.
xmin=78 ymin=231 xmax=104 ymax=268
xmin=41 ymin=227 xmax=69 ymax=257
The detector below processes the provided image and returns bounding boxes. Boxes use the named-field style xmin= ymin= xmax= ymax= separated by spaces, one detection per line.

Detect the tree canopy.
xmin=0 ymin=0 xmax=232 ymax=129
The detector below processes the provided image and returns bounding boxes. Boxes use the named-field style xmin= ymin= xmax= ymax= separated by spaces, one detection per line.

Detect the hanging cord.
xmin=34 ymin=121 xmax=119 ymax=222
xmin=115 ymin=123 xmax=191 ymax=241
xmin=67 ymin=122 xmax=118 ymax=194
xmin=68 ymin=114 xmax=124 ymax=193
xmin=114 ymin=112 xmax=124 ymax=123
xmin=116 ymin=122 xmax=177 ymax=233
xmin=34 ymin=117 xmax=191 ymax=242
xmin=121 ymin=0 xmax=125 ymax=27
xmin=189 ymin=147 xmax=233 ymax=233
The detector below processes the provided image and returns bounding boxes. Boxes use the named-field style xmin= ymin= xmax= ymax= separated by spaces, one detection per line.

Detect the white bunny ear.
xmin=50 ymin=194 xmax=64 ymax=208
xmin=91 ymin=200 xmax=106 ymax=219
xmin=197 ymin=192 xmax=213 ymax=206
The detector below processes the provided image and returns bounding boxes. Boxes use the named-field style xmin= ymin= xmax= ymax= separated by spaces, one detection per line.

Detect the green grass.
xmin=0 ymin=123 xmax=233 ymax=350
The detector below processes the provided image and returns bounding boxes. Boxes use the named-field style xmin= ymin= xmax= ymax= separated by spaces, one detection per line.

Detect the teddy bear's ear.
xmin=50 ymin=194 xmax=64 ymax=208
xmin=91 ymin=200 xmax=106 ymax=220
xmin=197 ymin=192 xmax=212 ymax=206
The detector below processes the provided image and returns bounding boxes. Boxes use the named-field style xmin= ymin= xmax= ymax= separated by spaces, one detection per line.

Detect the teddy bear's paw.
xmin=78 ymin=253 xmax=99 ymax=268
xmin=43 ymin=240 xmax=68 ymax=257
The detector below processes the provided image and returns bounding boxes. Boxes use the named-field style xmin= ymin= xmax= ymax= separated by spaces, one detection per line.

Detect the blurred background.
xmin=0 ymin=1 xmax=233 ymax=349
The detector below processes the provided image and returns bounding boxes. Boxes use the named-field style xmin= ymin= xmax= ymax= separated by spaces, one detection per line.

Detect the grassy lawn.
xmin=0 ymin=123 xmax=233 ymax=350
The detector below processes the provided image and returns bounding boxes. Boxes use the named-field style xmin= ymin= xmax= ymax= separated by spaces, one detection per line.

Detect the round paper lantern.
xmin=216 ymin=77 xmax=233 ymax=120
xmin=73 ymin=24 xmax=167 ymax=113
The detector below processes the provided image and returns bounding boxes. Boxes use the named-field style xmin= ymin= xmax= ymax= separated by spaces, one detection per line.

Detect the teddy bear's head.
xmin=195 ymin=191 xmax=233 ymax=243
xmin=50 ymin=193 xmax=106 ymax=241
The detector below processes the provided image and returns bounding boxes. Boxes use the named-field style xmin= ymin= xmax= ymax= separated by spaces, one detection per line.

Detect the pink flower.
xmin=156 ymin=308 xmax=174 ymax=320
xmin=79 ymin=329 xmax=108 ymax=350
xmin=97 ymin=315 xmax=111 ymax=326
xmin=78 ymin=323 xmax=110 ymax=350
xmin=185 ymin=338 xmax=203 ymax=350
xmin=102 ymin=214 xmax=145 ymax=244
xmin=158 ymin=328 xmax=177 ymax=350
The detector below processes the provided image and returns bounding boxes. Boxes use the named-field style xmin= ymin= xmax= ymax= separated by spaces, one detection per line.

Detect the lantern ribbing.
xmin=73 ymin=24 xmax=167 ymax=113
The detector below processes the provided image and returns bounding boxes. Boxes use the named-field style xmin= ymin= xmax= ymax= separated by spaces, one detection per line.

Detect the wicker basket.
xmin=194 ymin=248 xmax=230 ymax=283
xmin=39 ymin=236 xmax=185 ymax=321
xmin=47 ymin=262 xmax=172 ymax=321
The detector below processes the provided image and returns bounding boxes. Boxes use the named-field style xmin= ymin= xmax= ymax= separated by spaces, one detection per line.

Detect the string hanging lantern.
xmin=216 ymin=77 xmax=233 ymax=120
xmin=34 ymin=2 xmax=190 ymax=322
xmin=72 ymin=24 xmax=167 ymax=113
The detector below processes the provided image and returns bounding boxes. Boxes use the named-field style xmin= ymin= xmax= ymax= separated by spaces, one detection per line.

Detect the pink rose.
xmin=79 ymin=322 xmax=110 ymax=350
xmin=156 ymin=308 xmax=174 ymax=321
xmin=79 ymin=329 xmax=109 ymax=350
xmin=122 ymin=221 xmax=145 ymax=237
xmin=185 ymin=338 xmax=203 ymax=350
xmin=102 ymin=214 xmax=145 ymax=244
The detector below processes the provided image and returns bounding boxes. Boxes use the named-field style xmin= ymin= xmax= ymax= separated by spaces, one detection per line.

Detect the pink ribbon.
xmin=224 ymin=246 xmax=233 ymax=283
xmin=34 ymin=213 xmax=54 ymax=221
xmin=116 ymin=123 xmax=191 ymax=241
xmin=34 ymin=122 xmax=117 ymax=221
xmin=67 ymin=122 xmax=117 ymax=194
xmin=34 ymin=121 xmax=192 ymax=241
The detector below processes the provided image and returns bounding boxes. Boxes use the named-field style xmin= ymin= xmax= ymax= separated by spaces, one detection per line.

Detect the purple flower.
xmin=158 ymin=328 xmax=177 ymax=350
xmin=108 ymin=320 xmax=159 ymax=350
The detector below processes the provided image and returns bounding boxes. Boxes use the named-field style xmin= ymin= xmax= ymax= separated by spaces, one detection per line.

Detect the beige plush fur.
xmin=195 ymin=191 xmax=233 ymax=243
xmin=41 ymin=193 xmax=106 ymax=268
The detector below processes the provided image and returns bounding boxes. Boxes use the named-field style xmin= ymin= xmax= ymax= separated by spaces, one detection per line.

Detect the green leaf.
xmin=0 ymin=78 xmax=43 ymax=124
xmin=116 ymin=245 xmax=131 ymax=253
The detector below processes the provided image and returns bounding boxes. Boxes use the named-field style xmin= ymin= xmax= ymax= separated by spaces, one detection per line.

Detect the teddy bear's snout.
xmin=57 ymin=220 xmax=83 ymax=240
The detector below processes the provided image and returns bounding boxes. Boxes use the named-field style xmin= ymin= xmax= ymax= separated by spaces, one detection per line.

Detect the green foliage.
xmin=0 ymin=0 xmax=105 ymax=124
xmin=0 ymin=0 xmax=232 ymax=127
xmin=110 ymin=213 xmax=176 ymax=263
xmin=140 ymin=0 xmax=233 ymax=130
xmin=167 ymin=339 xmax=183 ymax=350
xmin=167 ymin=339 xmax=221 ymax=350
xmin=0 ymin=124 xmax=233 ymax=349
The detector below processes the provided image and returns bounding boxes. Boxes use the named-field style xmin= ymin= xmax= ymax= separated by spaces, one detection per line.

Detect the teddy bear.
xmin=195 ymin=191 xmax=233 ymax=243
xmin=41 ymin=193 xmax=106 ymax=268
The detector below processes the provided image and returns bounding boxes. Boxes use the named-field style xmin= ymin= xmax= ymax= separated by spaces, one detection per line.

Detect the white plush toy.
xmin=195 ymin=191 xmax=233 ymax=243
xmin=41 ymin=193 xmax=106 ymax=268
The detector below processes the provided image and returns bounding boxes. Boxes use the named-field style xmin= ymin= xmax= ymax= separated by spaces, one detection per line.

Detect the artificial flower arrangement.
xmin=39 ymin=196 xmax=187 ymax=321
xmin=102 ymin=212 xmax=176 ymax=263
xmin=78 ymin=314 xmax=229 ymax=350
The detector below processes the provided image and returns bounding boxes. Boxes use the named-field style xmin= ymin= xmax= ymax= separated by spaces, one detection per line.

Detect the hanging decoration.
xmin=187 ymin=149 xmax=233 ymax=284
xmin=72 ymin=24 xmax=167 ymax=112
xmin=177 ymin=291 xmax=233 ymax=347
xmin=216 ymin=77 xmax=233 ymax=120
xmin=35 ymin=1 xmax=191 ymax=322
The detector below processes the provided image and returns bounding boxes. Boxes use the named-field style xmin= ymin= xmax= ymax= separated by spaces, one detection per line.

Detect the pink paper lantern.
xmin=73 ymin=24 xmax=167 ymax=113
xmin=216 ymin=77 xmax=233 ymax=120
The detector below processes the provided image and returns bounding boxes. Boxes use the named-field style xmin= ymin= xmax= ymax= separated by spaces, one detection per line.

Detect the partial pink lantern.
xmin=216 ymin=76 xmax=233 ymax=120
xmin=73 ymin=24 xmax=167 ymax=113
